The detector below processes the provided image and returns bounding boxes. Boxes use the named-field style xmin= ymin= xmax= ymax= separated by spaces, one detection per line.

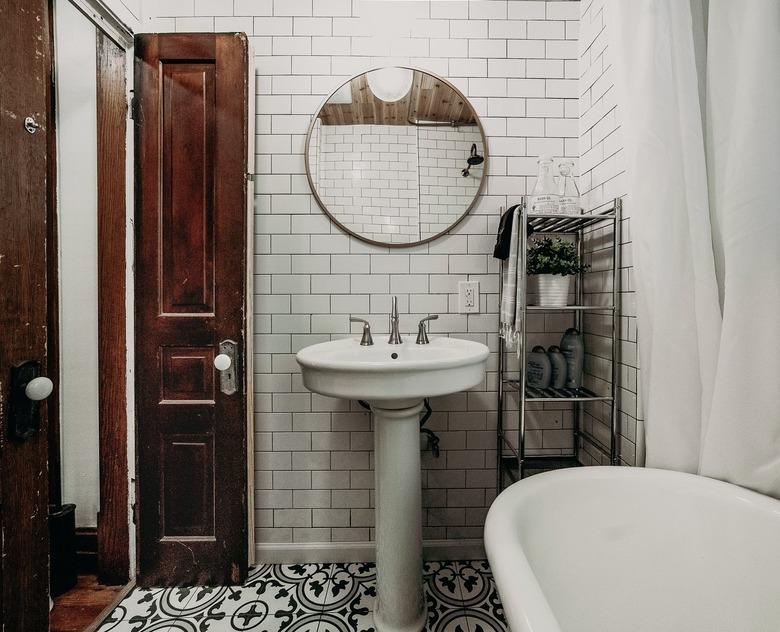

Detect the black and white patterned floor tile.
xmin=455 ymin=560 xmax=508 ymax=632
xmin=97 ymin=560 xmax=508 ymax=632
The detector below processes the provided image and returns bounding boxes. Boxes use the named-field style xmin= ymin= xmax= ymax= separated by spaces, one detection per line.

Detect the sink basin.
xmin=297 ymin=334 xmax=489 ymax=632
xmin=296 ymin=336 xmax=489 ymax=402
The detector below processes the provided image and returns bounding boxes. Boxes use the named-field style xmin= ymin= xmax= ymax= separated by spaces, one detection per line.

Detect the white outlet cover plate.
xmin=459 ymin=280 xmax=479 ymax=313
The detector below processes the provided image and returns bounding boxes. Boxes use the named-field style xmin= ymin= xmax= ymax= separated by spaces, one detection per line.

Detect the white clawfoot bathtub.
xmin=485 ymin=467 xmax=780 ymax=632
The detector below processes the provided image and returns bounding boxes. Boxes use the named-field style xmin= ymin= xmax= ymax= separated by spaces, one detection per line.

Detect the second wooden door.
xmin=134 ymin=33 xmax=250 ymax=586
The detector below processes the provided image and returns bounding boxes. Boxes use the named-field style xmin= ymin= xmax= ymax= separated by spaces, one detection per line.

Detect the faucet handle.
xmin=349 ymin=316 xmax=374 ymax=346
xmin=415 ymin=314 xmax=439 ymax=345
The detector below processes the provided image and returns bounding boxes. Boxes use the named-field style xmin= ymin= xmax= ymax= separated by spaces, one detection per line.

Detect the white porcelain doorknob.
xmin=25 ymin=376 xmax=54 ymax=401
xmin=214 ymin=354 xmax=232 ymax=371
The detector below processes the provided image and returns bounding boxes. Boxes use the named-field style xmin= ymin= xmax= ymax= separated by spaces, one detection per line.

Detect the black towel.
xmin=493 ymin=204 xmax=521 ymax=260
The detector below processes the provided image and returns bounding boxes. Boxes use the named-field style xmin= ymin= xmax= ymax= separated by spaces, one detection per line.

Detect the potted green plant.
xmin=526 ymin=237 xmax=588 ymax=306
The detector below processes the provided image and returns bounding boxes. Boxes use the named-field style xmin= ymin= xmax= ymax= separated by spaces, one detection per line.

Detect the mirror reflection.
xmin=306 ymin=67 xmax=487 ymax=246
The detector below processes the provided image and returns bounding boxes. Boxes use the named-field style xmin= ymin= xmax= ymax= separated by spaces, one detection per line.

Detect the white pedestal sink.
xmin=296 ymin=336 xmax=489 ymax=632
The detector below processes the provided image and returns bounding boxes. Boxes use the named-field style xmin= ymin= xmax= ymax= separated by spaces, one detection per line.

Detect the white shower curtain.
xmin=607 ymin=0 xmax=722 ymax=473
xmin=698 ymin=0 xmax=780 ymax=497
xmin=607 ymin=0 xmax=780 ymax=497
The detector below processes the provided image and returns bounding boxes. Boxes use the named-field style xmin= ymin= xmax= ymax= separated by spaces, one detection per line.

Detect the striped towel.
xmin=499 ymin=205 xmax=521 ymax=350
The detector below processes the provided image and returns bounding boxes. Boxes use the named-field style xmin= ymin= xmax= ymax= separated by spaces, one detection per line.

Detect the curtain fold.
xmin=606 ymin=0 xmax=722 ymax=473
xmin=698 ymin=0 xmax=780 ymax=498
xmin=607 ymin=0 xmax=780 ymax=498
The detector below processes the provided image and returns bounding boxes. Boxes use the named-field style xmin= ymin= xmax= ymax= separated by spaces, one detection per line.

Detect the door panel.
xmin=162 ymin=436 xmax=215 ymax=537
xmin=161 ymin=348 xmax=216 ymax=403
xmin=135 ymin=33 xmax=249 ymax=586
xmin=161 ymin=63 xmax=216 ymax=315
xmin=0 ymin=0 xmax=53 ymax=629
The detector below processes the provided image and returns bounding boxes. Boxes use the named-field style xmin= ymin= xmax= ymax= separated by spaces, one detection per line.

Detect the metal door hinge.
xmin=129 ymin=95 xmax=138 ymax=120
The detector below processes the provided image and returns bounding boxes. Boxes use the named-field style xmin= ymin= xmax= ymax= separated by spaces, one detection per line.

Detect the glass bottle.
xmin=557 ymin=160 xmax=580 ymax=215
xmin=530 ymin=155 xmax=560 ymax=213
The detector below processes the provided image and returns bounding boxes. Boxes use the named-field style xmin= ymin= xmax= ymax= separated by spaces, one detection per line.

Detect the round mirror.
xmin=305 ymin=67 xmax=488 ymax=247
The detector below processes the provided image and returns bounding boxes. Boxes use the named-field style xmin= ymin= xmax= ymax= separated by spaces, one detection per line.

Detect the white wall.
xmin=578 ymin=0 xmax=641 ymax=465
xmin=100 ymin=0 xmax=142 ymax=32
xmin=418 ymin=126 xmax=484 ymax=237
xmin=314 ymin=122 xmax=485 ymax=243
xmin=54 ymin=0 xmax=101 ymax=528
xmin=316 ymin=123 xmax=420 ymax=242
xmin=142 ymin=0 xmax=582 ymax=553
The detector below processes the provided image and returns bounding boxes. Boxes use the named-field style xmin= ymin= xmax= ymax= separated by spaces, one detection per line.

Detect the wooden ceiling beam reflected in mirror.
xmin=318 ymin=70 xmax=477 ymax=127
xmin=306 ymin=67 xmax=487 ymax=248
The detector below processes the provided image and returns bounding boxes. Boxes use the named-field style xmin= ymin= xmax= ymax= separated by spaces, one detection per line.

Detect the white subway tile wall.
xmin=578 ymin=0 xmax=640 ymax=466
xmin=143 ymin=0 xmax=582 ymax=546
xmin=418 ymin=127 xmax=484 ymax=237
xmin=314 ymin=123 xmax=421 ymax=242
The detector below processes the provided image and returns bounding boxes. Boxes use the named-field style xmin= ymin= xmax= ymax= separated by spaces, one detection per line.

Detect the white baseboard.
xmin=255 ymin=539 xmax=485 ymax=564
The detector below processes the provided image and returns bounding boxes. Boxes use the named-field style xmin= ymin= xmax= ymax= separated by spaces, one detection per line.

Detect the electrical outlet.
xmin=458 ymin=280 xmax=479 ymax=313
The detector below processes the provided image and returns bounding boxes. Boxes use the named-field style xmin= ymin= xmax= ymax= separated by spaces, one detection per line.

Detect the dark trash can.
xmin=49 ymin=503 xmax=77 ymax=597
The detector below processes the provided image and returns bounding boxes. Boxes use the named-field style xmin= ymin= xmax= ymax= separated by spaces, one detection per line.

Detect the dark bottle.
xmin=559 ymin=328 xmax=584 ymax=389
xmin=526 ymin=345 xmax=552 ymax=389
xmin=547 ymin=345 xmax=567 ymax=389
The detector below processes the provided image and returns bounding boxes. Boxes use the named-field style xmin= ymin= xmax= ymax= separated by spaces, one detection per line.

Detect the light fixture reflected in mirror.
xmin=366 ymin=67 xmax=414 ymax=102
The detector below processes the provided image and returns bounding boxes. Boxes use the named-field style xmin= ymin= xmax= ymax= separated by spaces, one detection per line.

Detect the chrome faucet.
xmin=415 ymin=314 xmax=439 ymax=344
xmin=388 ymin=296 xmax=403 ymax=344
xmin=349 ymin=316 xmax=374 ymax=346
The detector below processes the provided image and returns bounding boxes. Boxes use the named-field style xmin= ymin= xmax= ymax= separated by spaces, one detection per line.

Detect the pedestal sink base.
xmin=374 ymin=608 xmax=427 ymax=632
xmin=372 ymin=399 xmax=427 ymax=632
xmin=295 ymin=336 xmax=490 ymax=632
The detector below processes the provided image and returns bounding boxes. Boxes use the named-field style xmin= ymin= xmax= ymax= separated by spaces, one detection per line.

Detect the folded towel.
xmin=499 ymin=205 xmax=521 ymax=350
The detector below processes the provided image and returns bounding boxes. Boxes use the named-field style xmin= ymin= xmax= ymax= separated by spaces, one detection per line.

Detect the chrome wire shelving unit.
xmin=497 ymin=197 xmax=622 ymax=490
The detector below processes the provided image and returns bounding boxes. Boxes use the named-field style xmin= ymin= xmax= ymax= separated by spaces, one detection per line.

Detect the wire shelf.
xmin=525 ymin=305 xmax=615 ymax=312
xmin=527 ymin=210 xmax=617 ymax=234
xmin=502 ymin=381 xmax=613 ymax=402
xmin=496 ymin=197 xmax=623 ymax=489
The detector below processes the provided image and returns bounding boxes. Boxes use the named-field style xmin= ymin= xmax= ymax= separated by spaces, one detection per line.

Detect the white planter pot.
xmin=533 ymin=274 xmax=571 ymax=307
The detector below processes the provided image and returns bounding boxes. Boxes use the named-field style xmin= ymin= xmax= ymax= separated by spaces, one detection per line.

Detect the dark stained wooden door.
xmin=134 ymin=33 xmax=249 ymax=586
xmin=0 ymin=0 xmax=53 ymax=629
xmin=96 ymin=28 xmax=130 ymax=586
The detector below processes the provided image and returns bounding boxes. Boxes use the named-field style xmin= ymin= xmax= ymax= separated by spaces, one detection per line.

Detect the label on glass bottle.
xmin=531 ymin=194 xmax=560 ymax=214
xmin=559 ymin=196 xmax=580 ymax=215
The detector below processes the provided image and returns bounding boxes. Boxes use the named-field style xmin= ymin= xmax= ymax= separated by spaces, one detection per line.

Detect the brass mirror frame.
xmin=304 ymin=66 xmax=489 ymax=249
